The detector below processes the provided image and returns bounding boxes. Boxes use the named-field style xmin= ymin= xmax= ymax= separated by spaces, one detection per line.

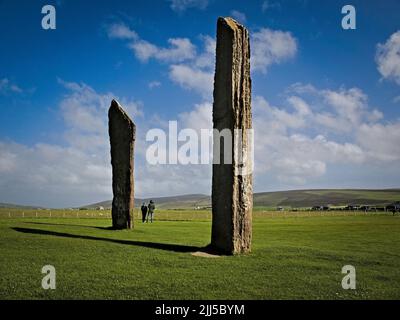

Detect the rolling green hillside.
xmin=0 ymin=203 xmax=44 ymax=210
xmin=2 ymin=189 xmax=399 ymax=210
xmin=254 ymin=189 xmax=400 ymax=208
xmin=81 ymin=189 xmax=400 ymax=210
xmin=84 ymin=194 xmax=211 ymax=210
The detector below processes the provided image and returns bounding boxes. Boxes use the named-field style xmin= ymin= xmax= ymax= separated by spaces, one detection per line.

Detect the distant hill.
xmin=84 ymin=194 xmax=211 ymax=210
xmin=253 ymin=189 xmax=400 ymax=208
xmin=2 ymin=189 xmax=399 ymax=210
xmin=82 ymin=189 xmax=400 ymax=210
xmin=0 ymin=202 xmax=44 ymax=209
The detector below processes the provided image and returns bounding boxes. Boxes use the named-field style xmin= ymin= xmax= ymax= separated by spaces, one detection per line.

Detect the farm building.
xmin=386 ymin=202 xmax=400 ymax=213
xmin=311 ymin=205 xmax=330 ymax=211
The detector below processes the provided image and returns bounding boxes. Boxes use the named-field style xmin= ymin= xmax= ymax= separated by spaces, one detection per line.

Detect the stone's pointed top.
xmin=109 ymin=99 xmax=135 ymax=126
xmin=111 ymin=99 xmax=120 ymax=107
xmin=218 ymin=16 xmax=245 ymax=30
xmin=110 ymin=99 xmax=124 ymax=111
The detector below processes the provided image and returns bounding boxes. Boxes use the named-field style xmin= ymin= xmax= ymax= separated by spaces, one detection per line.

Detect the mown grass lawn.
xmin=0 ymin=214 xmax=399 ymax=299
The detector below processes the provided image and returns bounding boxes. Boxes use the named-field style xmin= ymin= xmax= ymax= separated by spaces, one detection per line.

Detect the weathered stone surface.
xmin=108 ymin=99 xmax=136 ymax=229
xmin=211 ymin=17 xmax=253 ymax=254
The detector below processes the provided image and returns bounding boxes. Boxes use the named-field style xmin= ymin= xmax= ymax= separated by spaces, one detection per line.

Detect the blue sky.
xmin=0 ymin=0 xmax=399 ymax=207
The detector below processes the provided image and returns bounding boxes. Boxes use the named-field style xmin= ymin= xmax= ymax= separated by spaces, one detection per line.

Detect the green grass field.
xmin=1 ymin=210 xmax=399 ymax=299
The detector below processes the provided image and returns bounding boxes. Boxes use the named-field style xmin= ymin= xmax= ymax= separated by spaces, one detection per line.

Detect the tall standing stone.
xmin=109 ymin=99 xmax=136 ymax=229
xmin=211 ymin=17 xmax=253 ymax=254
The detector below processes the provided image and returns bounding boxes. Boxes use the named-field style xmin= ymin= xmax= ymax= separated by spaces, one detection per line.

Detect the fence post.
xmin=36 ymin=212 xmax=38 ymax=218
xmin=9 ymin=212 xmax=11 ymax=218
xmin=50 ymin=211 xmax=52 ymax=218
xmin=22 ymin=211 xmax=24 ymax=218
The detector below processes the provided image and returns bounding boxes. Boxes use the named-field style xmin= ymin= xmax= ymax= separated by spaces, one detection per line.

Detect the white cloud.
xmin=0 ymin=80 xmax=214 ymax=207
xmin=2 ymin=78 xmax=400 ymax=206
xmin=261 ymin=1 xmax=270 ymax=12
xmin=287 ymin=96 xmax=312 ymax=116
xmin=0 ymin=78 xmax=23 ymax=95
xmin=287 ymin=82 xmax=318 ymax=95
xmin=169 ymin=0 xmax=208 ymax=12
xmin=148 ymin=81 xmax=161 ymax=89
xmin=313 ymin=112 xmax=350 ymax=133
xmin=282 ymin=84 xmax=383 ymax=134
xmin=67 ymin=82 xmax=400 ymax=195
xmin=251 ymin=28 xmax=297 ymax=73
xmin=318 ymin=87 xmax=384 ymax=132
xmin=106 ymin=25 xmax=214 ymax=97
xmin=376 ymin=30 xmax=400 ymax=85
xmin=0 ymin=81 xmax=143 ymax=207
xmin=167 ymin=35 xmax=215 ymax=98
xmin=0 ymin=140 xmax=112 ymax=208
xmin=57 ymin=79 xmax=142 ymax=150
xmin=393 ymin=96 xmax=400 ymax=103
xmin=230 ymin=10 xmax=247 ymax=24
xmin=107 ymin=22 xmax=138 ymax=40
xmin=261 ymin=1 xmax=280 ymax=13
xmin=136 ymin=102 xmax=213 ymax=197
xmin=106 ymin=23 xmax=299 ymax=100
xmin=130 ymin=37 xmax=196 ymax=63
xmin=368 ymin=109 xmax=384 ymax=122
xmin=129 ymin=39 xmax=158 ymax=62
xmin=169 ymin=64 xmax=213 ymax=98
xmin=136 ymin=162 xmax=211 ymax=198
xmin=0 ymin=147 xmax=17 ymax=173
xmin=178 ymin=102 xmax=212 ymax=132
xmin=194 ymin=35 xmax=215 ymax=69
xmin=357 ymin=122 xmax=400 ymax=161
xmin=251 ymin=82 xmax=400 ymax=185
xmin=275 ymin=158 xmax=326 ymax=185
xmin=251 ymin=103 xmax=367 ymax=183
xmin=322 ymin=88 xmax=368 ymax=125
xmin=107 ymin=23 xmax=197 ymax=63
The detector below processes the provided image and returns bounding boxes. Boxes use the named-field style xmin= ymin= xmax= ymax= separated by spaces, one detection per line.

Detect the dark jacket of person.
xmin=148 ymin=202 xmax=155 ymax=213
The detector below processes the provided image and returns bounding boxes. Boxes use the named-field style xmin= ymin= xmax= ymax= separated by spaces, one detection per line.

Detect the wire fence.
xmin=0 ymin=208 xmax=395 ymax=221
xmin=0 ymin=208 xmax=212 ymax=221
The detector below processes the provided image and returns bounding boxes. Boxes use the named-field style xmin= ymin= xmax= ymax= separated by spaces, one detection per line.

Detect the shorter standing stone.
xmin=108 ymin=99 xmax=136 ymax=229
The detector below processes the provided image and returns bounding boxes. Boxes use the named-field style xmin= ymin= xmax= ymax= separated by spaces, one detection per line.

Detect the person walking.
xmin=147 ymin=200 xmax=155 ymax=223
xmin=140 ymin=202 xmax=148 ymax=223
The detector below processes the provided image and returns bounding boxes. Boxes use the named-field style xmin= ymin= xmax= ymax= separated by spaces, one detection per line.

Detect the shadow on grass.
xmin=25 ymin=221 xmax=114 ymax=230
xmin=12 ymin=227 xmax=201 ymax=253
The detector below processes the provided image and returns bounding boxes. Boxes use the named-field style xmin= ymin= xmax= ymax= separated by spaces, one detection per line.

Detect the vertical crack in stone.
xmin=108 ymin=99 xmax=136 ymax=230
